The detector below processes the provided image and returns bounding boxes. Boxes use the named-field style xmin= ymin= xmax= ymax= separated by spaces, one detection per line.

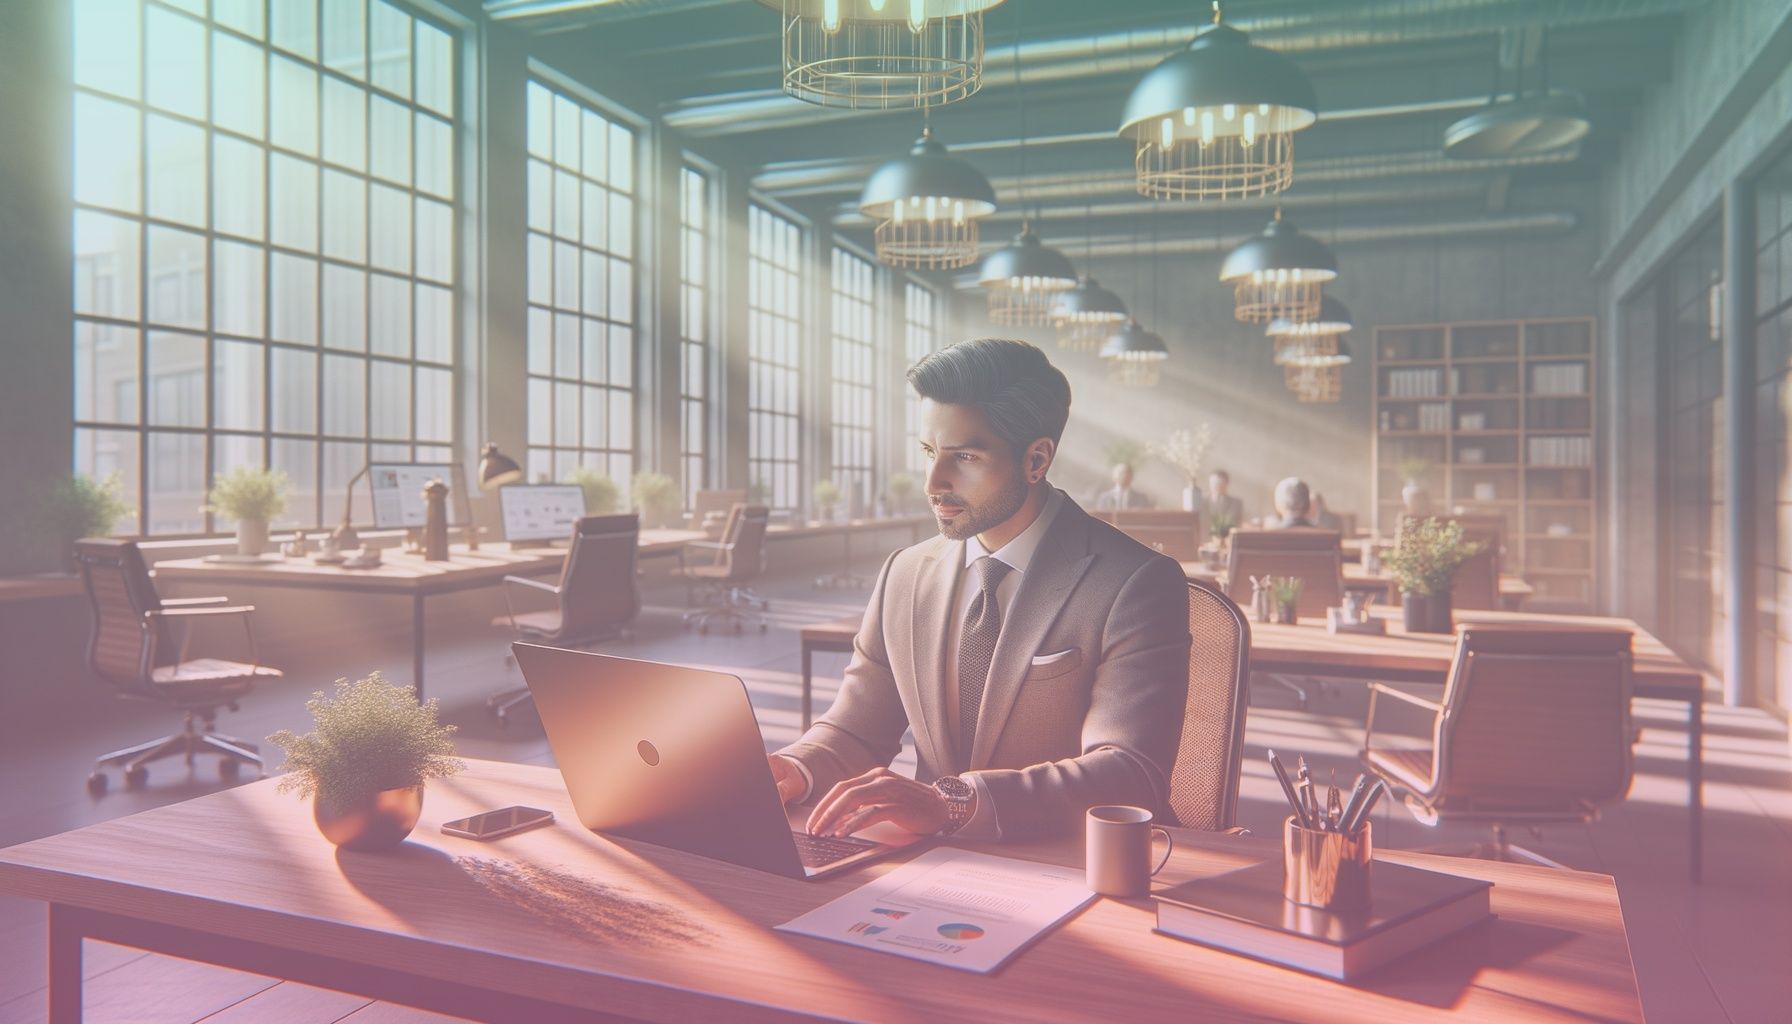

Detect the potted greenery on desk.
xmin=631 ymin=471 xmax=682 ymax=529
xmin=1385 ymin=517 xmax=1481 ymax=634
xmin=207 ymin=466 xmax=289 ymax=556
xmin=269 ymin=673 xmax=464 ymax=851
xmin=563 ymin=466 xmax=621 ymax=514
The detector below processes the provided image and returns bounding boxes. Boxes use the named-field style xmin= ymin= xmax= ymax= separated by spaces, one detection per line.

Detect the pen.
xmin=1267 ymin=750 xmax=1310 ymax=828
xmin=1343 ymin=781 xmax=1387 ymax=834
xmin=1296 ymin=757 xmax=1316 ymax=828
xmin=1336 ymin=774 xmax=1372 ymax=833
xmin=1327 ymin=782 xmax=1343 ymax=831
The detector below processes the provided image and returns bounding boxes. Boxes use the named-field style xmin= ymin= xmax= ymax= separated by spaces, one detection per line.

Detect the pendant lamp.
xmin=1118 ymin=2 xmax=1317 ymax=200
xmin=978 ymin=222 xmax=1078 ymax=325
xmin=1219 ymin=212 xmax=1337 ymax=324
xmin=1100 ymin=318 xmax=1169 ymax=389
xmin=761 ymin=0 xmax=1008 ymax=110
xmin=1266 ymin=295 xmax=1352 ymax=339
xmin=1051 ymin=276 xmax=1129 ymax=352
xmin=860 ymin=127 xmax=996 ymax=269
xmin=1285 ymin=363 xmax=1343 ymax=403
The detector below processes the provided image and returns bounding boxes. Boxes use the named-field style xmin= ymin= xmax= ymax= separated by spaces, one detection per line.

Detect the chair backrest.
xmin=1098 ymin=509 xmax=1204 ymax=560
xmin=691 ymin=489 xmax=747 ymax=529
xmin=1449 ymin=547 xmax=1501 ymax=611
xmin=1431 ymin=625 xmax=1634 ymax=810
xmin=553 ymin=514 xmax=642 ymax=641
xmin=74 ymin=538 xmax=163 ymax=687
xmin=716 ymin=504 xmax=771 ymax=580
xmin=1167 ymin=579 xmax=1251 ymax=831
xmin=1223 ymin=528 xmax=1344 ymax=616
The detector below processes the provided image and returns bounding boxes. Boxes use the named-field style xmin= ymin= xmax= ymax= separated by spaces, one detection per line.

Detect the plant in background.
xmin=1149 ymin=424 xmax=1213 ymax=485
xmin=1210 ymin=508 xmax=1237 ymax=542
xmin=206 ymin=466 xmax=289 ymax=523
xmin=630 ymin=471 xmax=681 ymax=528
xmin=268 ymin=673 xmax=463 ymax=807
xmin=1385 ymin=517 xmax=1481 ymax=596
xmin=563 ymin=466 xmax=620 ymax=514
xmin=813 ymin=479 xmax=843 ymax=519
xmin=886 ymin=472 xmax=917 ymax=511
xmin=37 ymin=471 xmax=132 ymax=546
xmin=1103 ymin=439 xmax=1149 ymax=471
xmin=1395 ymin=457 xmax=1433 ymax=484
xmin=747 ymin=478 xmax=771 ymax=505
xmin=1270 ymin=575 xmax=1305 ymax=613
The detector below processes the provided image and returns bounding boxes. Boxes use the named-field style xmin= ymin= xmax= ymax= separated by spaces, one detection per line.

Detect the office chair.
xmin=74 ymin=539 xmax=278 ymax=794
xmin=1100 ymin=509 xmax=1204 ymax=561
xmin=489 ymin=514 xmax=642 ymax=723
xmin=1225 ymin=528 xmax=1343 ymax=708
xmin=1166 ymin=579 xmax=1252 ymax=832
xmin=1449 ymin=547 xmax=1501 ymax=611
xmin=678 ymin=504 xmax=771 ymax=634
xmin=1360 ymin=624 xmax=1634 ymax=869
xmin=690 ymin=488 xmax=747 ymax=532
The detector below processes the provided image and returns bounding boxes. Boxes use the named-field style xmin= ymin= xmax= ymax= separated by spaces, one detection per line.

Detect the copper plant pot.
xmin=314 ymin=784 xmax=424 ymax=851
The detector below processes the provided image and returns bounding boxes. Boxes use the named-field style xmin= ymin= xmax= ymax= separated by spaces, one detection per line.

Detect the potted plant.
xmin=1385 ymin=517 xmax=1482 ymax=634
xmin=747 ymin=478 xmax=771 ymax=506
xmin=268 ymin=673 xmax=464 ymax=851
xmin=1270 ymin=576 xmax=1304 ymax=624
xmin=36 ymin=471 xmax=133 ymax=572
xmin=1149 ymin=424 xmax=1213 ymax=512
xmin=207 ymin=466 xmax=289 ymax=556
xmin=1396 ymin=457 xmax=1433 ymax=516
xmin=630 ymin=471 xmax=681 ymax=529
xmin=813 ymin=479 xmax=843 ymax=522
xmin=563 ymin=466 xmax=620 ymax=514
xmin=886 ymin=472 xmax=917 ymax=515
xmin=1210 ymin=508 xmax=1238 ymax=547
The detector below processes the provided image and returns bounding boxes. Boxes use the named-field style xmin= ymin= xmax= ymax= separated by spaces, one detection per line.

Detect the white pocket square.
xmin=1030 ymin=648 xmax=1079 ymax=667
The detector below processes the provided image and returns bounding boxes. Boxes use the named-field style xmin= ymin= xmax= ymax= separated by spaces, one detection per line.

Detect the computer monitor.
xmin=500 ymin=484 xmax=587 ymax=544
xmin=368 ymin=463 xmax=454 ymax=529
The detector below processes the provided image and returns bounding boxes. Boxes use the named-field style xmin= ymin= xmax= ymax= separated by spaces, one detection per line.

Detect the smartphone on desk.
xmin=441 ymin=805 xmax=555 ymax=841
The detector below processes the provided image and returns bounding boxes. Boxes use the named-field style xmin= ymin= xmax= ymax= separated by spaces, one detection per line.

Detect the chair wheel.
xmin=124 ymin=765 xmax=149 ymax=789
xmin=86 ymin=772 xmax=108 ymax=796
xmin=219 ymin=759 xmax=241 ymax=780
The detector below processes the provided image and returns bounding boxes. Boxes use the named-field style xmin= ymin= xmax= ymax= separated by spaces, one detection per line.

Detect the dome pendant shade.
xmin=1051 ymin=276 xmax=1129 ymax=351
xmin=1119 ymin=21 xmax=1318 ymax=200
xmin=1220 ymin=216 xmax=1338 ymax=324
xmin=762 ymin=0 xmax=1009 ymax=110
xmin=1099 ymin=318 xmax=1170 ymax=388
xmin=978 ymin=224 xmax=1078 ymax=325
xmin=1266 ymin=295 xmax=1352 ymax=338
xmin=1444 ymin=93 xmax=1590 ymax=160
xmin=860 ymin=131 xmax=996 ymax=269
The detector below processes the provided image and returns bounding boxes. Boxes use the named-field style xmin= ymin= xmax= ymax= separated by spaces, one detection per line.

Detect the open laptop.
xmin=513 ymin=643 xmax=920 ymax=879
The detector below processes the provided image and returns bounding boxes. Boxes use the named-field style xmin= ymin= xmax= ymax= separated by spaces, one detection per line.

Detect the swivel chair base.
xmin=87 ymin=708 xmax=262 ymax=794
xmin=684 ymin=585 xmax=769 ymax=634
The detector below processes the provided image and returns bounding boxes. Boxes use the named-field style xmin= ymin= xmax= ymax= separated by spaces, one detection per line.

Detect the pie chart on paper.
xmin=936 ymin=923 xmax=985 ymax=941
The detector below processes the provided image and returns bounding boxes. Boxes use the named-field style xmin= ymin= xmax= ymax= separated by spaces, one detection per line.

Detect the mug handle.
xmin=1149 ymin=827 xmax=1174 ymax=876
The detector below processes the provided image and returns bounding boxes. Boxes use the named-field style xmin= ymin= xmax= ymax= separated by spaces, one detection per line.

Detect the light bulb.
xmin=1222 ymin=103 xmax=1235 ymax=121
xmin=952 ymin=200 xmax=964 ymax=225
xmin=1160 ymin=116 xmax=1174 ymax=150
xmin=1241 ymin=111 xmax=1256 ymax=147
xmin=823 ymin=0 xmax=841 ymax=34
xmin=893 ymin=201 xmax=905 ymax=224
xmin=1259 ymin=103 xmax=1270 ymax=116
xmin=1182 ymin=106 xmax=1195 ymax=126
xmin=908 ymin=0 xmax=926 ymax=32
xmin=1200 ymin=111 xmax=1215 ymax=146
xmin=869 ymin=0 xmax=886 ymax=8
xmin=924 ymin=196 xmax=937 ymax=222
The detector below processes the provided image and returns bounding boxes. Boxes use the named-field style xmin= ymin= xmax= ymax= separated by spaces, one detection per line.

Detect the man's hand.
xmin=767 ymin=754 xmax=806 ymax=804
xmin=805 ymin=766 xmax=955 ymax=837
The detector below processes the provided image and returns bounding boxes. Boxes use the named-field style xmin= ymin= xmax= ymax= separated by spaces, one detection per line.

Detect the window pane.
xmin=213 ymin=241 xmax=265 ymax=338
xmin=581 ymin=111 xmax=607 ymax=182
xmin=414 ymin=198 xmax=452 ymax=283
xmin=609 ymin=191 xmax=631 ymax=256
xmin=147 ymin=227 xmax=207 ymax=329
xmin=415 ymin=21 xmax=453 ymax=117
xmin=527 ymin=308 xmax=550 ymax=376
xmin=582 ymin=320 xmax=605 ymax=385
xmin=322 ymin=264 xmax=365 ymax=351
xmin=322 ymin=353 xmax=366 ymax=435
xmin=271 ymin=0 xmax=319 ymax=60
xmin=270 ymin=56 xmax=319 ymax=155
xmin=369 ymin=272 xmax=410 ymax=357
xmin=368 ymin=184 xmax=411 ymax=272
xmin=145 ymin=7 xmax=205 ymax=119
xmin=215 ymin=0 xmax=264 ymax=39
xmin=269 ymin=255 xmax=318 ymax=343
xmin=73 ymin=211 xmax=141 ymax=320
xmin=554 ymin=170 xmax=579 ymax=240
xmin=74 ymin=322 xmax=140 ymax=425
xmin=369 ymin=360 xmax=409 ymax=439
xmin=609 ymin=122 xmax=633 ymax=192
xmin=321 ymin=169 xmax=366 ymax=262
xmin=74 ymin=94 xmax=140 ymax=213
xmin=74 ymin=0 xmax=141 ymax=100
xmin=525 ymin=82 xmax=552 ymax=159
xmin=553 ymin=241 xmax=578 ymax=308
xmin=74 ymin=428 xmax=141 ymax=531
xmin=581 ymin=180 xmax=606 ymax=249
xmin=369 ymin=95 xmax=411 ymax=184
xmin=143 ymin=114 xmax=207 ymax=227
xmin=369 ymin=1 xmax=411 ymax=99
xmin=581 ymin=250 xmax=606 ymax=318
xmin=610 ymin=324 xmax=632 ymax=387
xmin=271 ymin=347 xmax=317 ymax=433
xmin=322 ymin=0 xmax=367 ymax=80
xmin=212 ymin=30 xmax=266 ymax=140
xmin=415 ymin=366 xmax=451 ymax=443
xmin=415 ymin=283 xmax=451 ymax=364
xmin=582 ymin=386 xmax=605 ymax=448
xmin=415 ymin=113 xmax=452 ymax=199
xmin=271 ymin=437 xmax=319 ymax=526
xmin=526 ymin=160 xmax=551 ymax=232
xmin=528 ymin=379 xmax=551 ymax=449
xmin=321 ymin=77 xmax=366 ymax=170
xmin=147 ymin=331 xmax=206 ymax=427
xmin=553 ymin=95 xmax=579 ymax=170
xmin=212 ymin=136 xmax=264 ymax=239
xmin=269 ymin=155 xmax=319 ymax=251
xmin=527 ymin=232 xmax=551 ymax=305
xmin=148 ymin=431 xmax=206 ymax=534
xmin=214 ymin=338 xmax=265 ymax=431
xmin=555 ymin=381 xmax=578 ymax=444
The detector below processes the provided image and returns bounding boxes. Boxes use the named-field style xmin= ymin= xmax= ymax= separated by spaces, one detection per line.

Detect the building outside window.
xmin=747 ymin=203 xmax=803 ymax=513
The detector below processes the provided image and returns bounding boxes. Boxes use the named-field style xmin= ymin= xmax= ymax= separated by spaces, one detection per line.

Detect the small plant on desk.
xmin=1210 ymin=508 xmax=1237 ymax=545
xmin=1270 ymin=576 xmax=1304 ymax=624
xmin=813 ymin=479 xmax=843 ymax=522
xmin=206 ymin=466 xmax=289 ymax=557
xmin=631 ymin=471 xmax=682 ymax=529
xmin=268 ymin=673 xmax=464 ymax=851
xmin=563 ymin=466 xmax=620 ymax=514
xmin=1384 ymin=518 xmax=1482 ymax=634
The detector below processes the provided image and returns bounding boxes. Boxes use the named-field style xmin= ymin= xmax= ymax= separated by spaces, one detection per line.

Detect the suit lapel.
xmin=910 ymin=537 xmax=963 ymax=773
xmin=970 ymin=501 xmax=1096 ymax=769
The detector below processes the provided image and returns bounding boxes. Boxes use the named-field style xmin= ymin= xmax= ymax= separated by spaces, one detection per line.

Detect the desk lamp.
xmin=332 ymin=465 xmax=372 ymax=551
xmin=464 ymin=443 xmax=523 ymax=550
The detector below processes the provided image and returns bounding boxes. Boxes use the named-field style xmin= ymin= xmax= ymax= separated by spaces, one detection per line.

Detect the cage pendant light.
xmin=861 ymin=126 xmax=996 ymax=269
xmin=1101 ymin=318 xmax=1169 ymax=388
xmin=979 ymin=222 xmax=1078 ymax=325
xmin=1219 ymin=211 xmax=1337 ymax=324
xmin=1052 ymin=276 xmax=1129 ymax=352
xmin=1119 ymin=3 xmax=1317 ymax=200
xmin=1286 ymin=363 xmax=1342 ymax=403
xmin=763 ymin=0 xmax=1008 ymax=110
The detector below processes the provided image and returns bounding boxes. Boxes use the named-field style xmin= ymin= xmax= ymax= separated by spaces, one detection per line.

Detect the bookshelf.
xmin=1372 ymin=318 xmax=1597 ymax=613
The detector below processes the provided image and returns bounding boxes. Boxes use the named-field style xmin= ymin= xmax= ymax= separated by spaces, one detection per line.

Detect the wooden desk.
xmin=799 ymin=614 xmax=861 ymax=730
xmin=1181 ymin=563 xmax=1534 ymax=607
xmin=1247 ymin=608 xmax=1707 ymax=881
xmin=0 ymin=573 xmax=84 ymax=603
xmin=0 ymin=759 xmax=1643 ymax=1023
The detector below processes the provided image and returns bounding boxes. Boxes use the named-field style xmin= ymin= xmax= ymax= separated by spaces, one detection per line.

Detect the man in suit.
xmin=1206 ymin=469 xmax=1244 ymax=531
xmin=1094 ymin=462 xmax=1153 ymax=510
xmin=770 ymin=339 xmax=1192 ymax=841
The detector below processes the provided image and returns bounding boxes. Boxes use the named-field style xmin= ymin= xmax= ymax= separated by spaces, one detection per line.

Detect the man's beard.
xmin=932 ymin=475 xmax=1029 ymax=541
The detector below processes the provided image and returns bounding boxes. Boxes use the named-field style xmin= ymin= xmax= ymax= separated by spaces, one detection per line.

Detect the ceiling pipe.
xmin=663 ymin=0 xmax=1707 ymax=134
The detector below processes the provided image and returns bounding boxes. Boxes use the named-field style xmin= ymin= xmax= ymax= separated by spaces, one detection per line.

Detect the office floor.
xmin=0 ymin=569 xmax=1787 ymax=1024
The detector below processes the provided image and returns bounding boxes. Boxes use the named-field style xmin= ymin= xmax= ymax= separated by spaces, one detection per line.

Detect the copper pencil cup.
xmin=1282 ymin=816 xmax=1373 ymax=910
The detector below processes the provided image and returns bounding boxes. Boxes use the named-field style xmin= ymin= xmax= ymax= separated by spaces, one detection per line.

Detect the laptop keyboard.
xmin=791 ymin=830 xmax=879 ymax=868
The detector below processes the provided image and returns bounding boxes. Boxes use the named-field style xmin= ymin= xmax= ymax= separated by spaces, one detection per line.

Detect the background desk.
xmin=0 ymin=759 xmax=1643 ymax=1023
xmin=1181 ymin=562 xmax=1534 ymax=608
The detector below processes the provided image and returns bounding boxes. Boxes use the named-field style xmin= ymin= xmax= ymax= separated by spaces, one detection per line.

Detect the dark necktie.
xmin=957 ymin=556 xmax=1012 ymax=768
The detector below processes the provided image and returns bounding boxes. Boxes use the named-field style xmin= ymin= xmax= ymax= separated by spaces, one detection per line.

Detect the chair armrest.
xmin=1366 ymin=681 xmax=1443 ymax=713
xmin=160 ymin=595 xmax=231 ymax=607
xmin=684 ymin=541 xmax=730 ymax=553
xmin=502 ymin=575 xmax=559 ymax=595
xmin=147 ymin=605 xmax=257 ymax=618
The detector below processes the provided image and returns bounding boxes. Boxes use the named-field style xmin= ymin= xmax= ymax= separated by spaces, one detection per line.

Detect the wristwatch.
xmin=932 ymin=776 xmax=975 ymax=837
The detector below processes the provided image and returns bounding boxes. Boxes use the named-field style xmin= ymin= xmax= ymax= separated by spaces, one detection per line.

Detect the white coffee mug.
xmin=1086 ymin=805 xmax=1173 ymax=898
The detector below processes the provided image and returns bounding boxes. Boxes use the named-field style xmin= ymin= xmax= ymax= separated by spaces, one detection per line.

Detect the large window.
xmin=679 ymin=165 xmax=711 ymax=505
xmin=829 ymin=247 xmax=877 ymax=515
xmin=523 ymin=78 xmax=636 ymax=490
xmin=1755 ymin=151 xmax=1792 ymax=713
xmin=747 ymin=204 xmax=803 ymax=513
xmin=72 ymin=0 xmax=458 ymax=534
xmin=903 ymin=281 xmax=941 ymax=473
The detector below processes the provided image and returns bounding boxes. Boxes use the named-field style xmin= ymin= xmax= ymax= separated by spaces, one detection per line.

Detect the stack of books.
xmin=1153 ymin=860 xmax=1493 ymax=981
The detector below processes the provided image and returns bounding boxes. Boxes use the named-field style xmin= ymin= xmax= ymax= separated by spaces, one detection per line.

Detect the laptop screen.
xmin=500 ymin=484 xmax=586 ymax=542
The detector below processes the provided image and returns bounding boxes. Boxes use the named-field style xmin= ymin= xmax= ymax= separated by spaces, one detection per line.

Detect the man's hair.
xmin=1211 ymin=469 xmax=1230 ymax=483
xmin=907 ymin=339 xmax=1072 ymax=455
xmin=1275 ymin=476 xmax=1311 ymax=515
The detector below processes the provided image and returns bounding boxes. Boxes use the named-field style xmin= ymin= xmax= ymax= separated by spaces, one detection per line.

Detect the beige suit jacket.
xmin=780 ymin=495 xmax=1192 ymax=839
